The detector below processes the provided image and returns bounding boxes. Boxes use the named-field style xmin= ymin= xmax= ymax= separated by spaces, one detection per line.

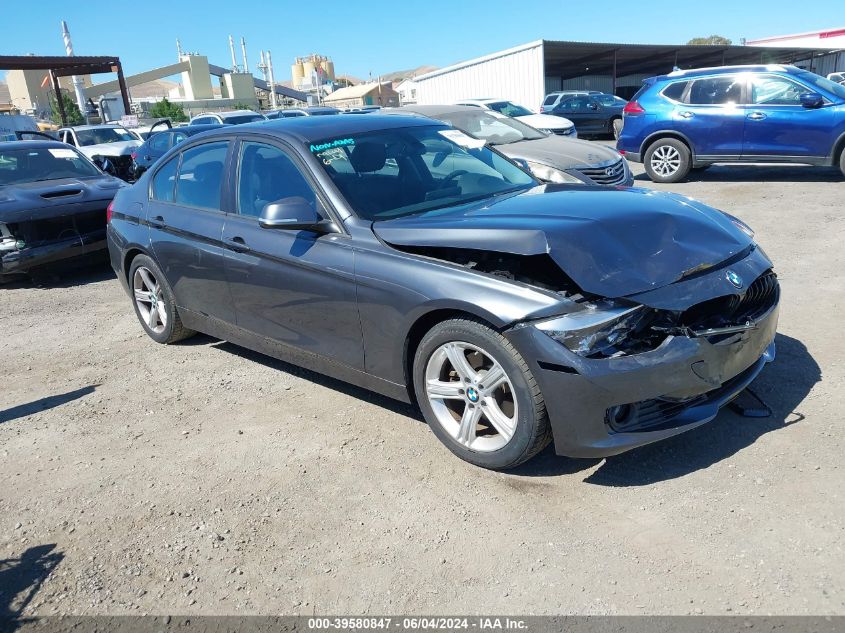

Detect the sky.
xmin=2 ymin=0 xmax=843 ymax=82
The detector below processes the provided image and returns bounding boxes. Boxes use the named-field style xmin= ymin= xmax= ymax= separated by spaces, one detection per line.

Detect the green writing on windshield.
xmin=310 ymin=138 xmax=355 ymax=152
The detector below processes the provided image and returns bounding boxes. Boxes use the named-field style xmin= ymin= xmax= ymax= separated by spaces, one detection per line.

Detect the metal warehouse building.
xmin=414 ymin=39 xmax=837 ymax=108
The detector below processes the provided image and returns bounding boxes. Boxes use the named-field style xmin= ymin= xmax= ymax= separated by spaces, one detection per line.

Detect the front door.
xmin=742 ymin=73 xmax=835 ymax=158
xmin=221 ymin=139 xmax=363 ymax=369
xmin=147 ymin=141 xmax=235 ymax=323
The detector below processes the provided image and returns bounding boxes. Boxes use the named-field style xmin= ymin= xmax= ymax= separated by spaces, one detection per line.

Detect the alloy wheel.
xmin=650 ymin=145 xmax=682 ymax=177
xmin=424 ymin=341 xmax=518 ymax=452
xmin=133 ymin=266 xmax=168 ymax=334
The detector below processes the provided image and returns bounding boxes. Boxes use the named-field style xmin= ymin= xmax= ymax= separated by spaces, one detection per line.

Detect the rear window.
xmin=629 ymin=82 xmax=653 ymax=102
xmin=661 ymin=81 xmax=688 ymax=102
xmin=542 ymin=94 xmax=559 ymax=106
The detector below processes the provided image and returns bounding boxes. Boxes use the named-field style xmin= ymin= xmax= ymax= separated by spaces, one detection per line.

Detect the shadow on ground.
xmin=0 ymin=260 xmax=113 ymax=290
xmin=0 ymin=544 xmax=63 ymax=628
xmin=633 ymin=165 xmax=843 ymax=184
xmin=513 ymin=333 xmax=819 ymax=485
xmin=0 ymin=386 xmax=98 ymax=425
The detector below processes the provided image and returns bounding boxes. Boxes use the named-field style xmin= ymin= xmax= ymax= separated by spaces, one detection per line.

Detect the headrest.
xmin=349 ymin=142 xmax=387 ymax=173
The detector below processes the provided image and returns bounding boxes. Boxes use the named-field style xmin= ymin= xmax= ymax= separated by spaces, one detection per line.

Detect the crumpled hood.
xmin=372 ymin=185 xmax=753 ymax=298
xmin=77 ymin=140 xmax=141 ymax=158
xmin=500 ymin=135 xmax=621 ymax=170
xmin=0 ymin=177 xmax=125 ymax=223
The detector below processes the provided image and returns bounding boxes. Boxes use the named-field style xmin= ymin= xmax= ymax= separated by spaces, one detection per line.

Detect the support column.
xmin=51 ymin=70 xmax=67 ymax=126
xmin=115 ymin=61 xmax=131 ymax=115
xmin=612 ymin=50 xmax=617 ymax=95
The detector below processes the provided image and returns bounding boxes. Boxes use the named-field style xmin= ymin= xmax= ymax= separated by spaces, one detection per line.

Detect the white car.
xmin=189 ymin=110 xmax=268 ymax=125
xmin=827 ymin=72 xmax=845 ymax=85
xmin=57 ymin=124 xmax=142 ymax=180
xmin=455 ymin=98 xmax=577 ymax=137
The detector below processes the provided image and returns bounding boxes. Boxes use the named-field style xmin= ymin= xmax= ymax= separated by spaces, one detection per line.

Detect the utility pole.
xmin=61 ymin=21 xmax=88 ymax=122
xmin=240 ymin=37 xmax=249 ymax=75
xmin=228 ymin=35 xmax=238 ymax=72
xmin=266 ymin=50 xmax=277 ymax=109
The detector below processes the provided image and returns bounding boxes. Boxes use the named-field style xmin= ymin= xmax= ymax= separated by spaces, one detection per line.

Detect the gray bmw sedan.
xmin=107 ymin=115 xmax=778 ymax=470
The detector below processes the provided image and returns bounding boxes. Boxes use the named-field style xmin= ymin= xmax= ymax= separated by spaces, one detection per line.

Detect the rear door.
xmin=672 ymin=75 xmax=746 ymax=157
xmin=741 ymin=73 xmax=835 ymax=158
xmin=147 ymin=141 xmax=235 ymax=323
xmin=553 ymin=96 xmax=599 ymax=131
xmin=221 ymin=138 xmax=362 ymax=369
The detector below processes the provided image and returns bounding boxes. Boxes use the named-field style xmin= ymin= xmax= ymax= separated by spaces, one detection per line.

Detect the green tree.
xmin=232 ymin=102 xmax=255 ymax=111
xmin=148 ymin=97 xmax=188 ymax=122
xmin=49 ymin=92 xmax=84 ymax=126
xmin=687 ymin=35 xmax=733 ymax=46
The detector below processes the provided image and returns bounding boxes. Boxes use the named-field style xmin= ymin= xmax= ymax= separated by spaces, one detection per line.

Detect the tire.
xmin=839 ymin=148 xmax=845 ymax=178
xmin=413 ymin=318 xmax=551 ymax=470
xmin=643 ymin=138 xmax=691 ymax=183
xmin=128 ymin=254 xmax=195 ymax=344
xmin=611 ymin=117 xmax=623 ymax=140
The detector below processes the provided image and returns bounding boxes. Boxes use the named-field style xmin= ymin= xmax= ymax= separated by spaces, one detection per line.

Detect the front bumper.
xmin=0 ymin=229 xmax=106 ymax=276
xmin=505 ymin=301 xmax=778 ymax=458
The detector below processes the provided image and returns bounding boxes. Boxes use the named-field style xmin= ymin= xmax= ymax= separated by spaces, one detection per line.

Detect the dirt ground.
xmin=1 ymin=157 xmax=843 ymax=618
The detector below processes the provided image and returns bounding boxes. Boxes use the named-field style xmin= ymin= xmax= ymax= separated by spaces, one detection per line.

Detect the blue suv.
xmin=617 ymin=65 xmax=845 ymax=182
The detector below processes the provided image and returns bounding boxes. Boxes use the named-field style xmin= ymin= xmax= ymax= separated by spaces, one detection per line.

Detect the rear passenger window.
xmin=661 ymin=81 xmax=688 ymax=102
xmin=175 ymin=142 xmax=228 ymax=210
xmin=151 ymin=155 xmax=179 ymax=202
xmin=688 ymin=76 xmax=742 ymax=105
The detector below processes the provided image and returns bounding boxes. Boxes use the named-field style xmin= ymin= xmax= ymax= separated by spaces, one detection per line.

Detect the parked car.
xmin=455 ymin=98 xmax=576 ymax=137
xmin=131 ymin=124 xmax=225 ymax=178
xmin=540 ymin=90 xmax=602 ymax=113
xmin=107 ymin=114 xmax=778 ymax=469
xmin=262 ymin=107 xmax=340 ymax=120
xmin=0 ymin=140 xmax=125 ymax=279
xmin=57 ymin=124 xmax=142 ymax=181
xmin=189 ymin=110 xmax=267 ymax=125
xmin=826 ymin=71 xmax=845 ymax=85
xmin=548 ymin=93 xmax=627 ymax=139
xmin=390 ymin=105 xmax=632 ymax=186
xmin=617 ymin=64 xmax=845 ymax=182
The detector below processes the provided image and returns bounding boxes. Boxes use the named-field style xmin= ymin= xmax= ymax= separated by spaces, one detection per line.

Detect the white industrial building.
xmin=747 ymin=28 xmax=845 ymax=76
xmin=414 ymin=38 xmax=840 ymax=109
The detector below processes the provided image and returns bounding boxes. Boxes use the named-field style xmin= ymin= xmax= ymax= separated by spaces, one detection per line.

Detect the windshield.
xmin=797 ymin=71 xmax=845 ymax=100
xmin=486 ymin=101 xmax=534 ymax=117
xmin=595 ymin=94 xmax=627 ymax=106
xmin=224 ymin=114 xmax=266 ymax=125
xmin=434 ymin=110 xmax=546 ymax=145
xmin=310 ymin=125 xmax=536 ymax=221
xmin=0 ymin=146 xmax=101 ymax=185
xmin=75 ymin=127 xmax=137 ymax=146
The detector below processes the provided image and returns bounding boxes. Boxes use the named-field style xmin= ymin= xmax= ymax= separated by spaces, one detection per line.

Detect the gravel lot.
xmin=1 ymin=156 xmax=843 ymax=618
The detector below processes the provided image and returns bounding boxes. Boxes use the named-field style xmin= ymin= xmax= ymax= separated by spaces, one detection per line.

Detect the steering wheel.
xmin=438 ymin=169 xmax=468 ymax=188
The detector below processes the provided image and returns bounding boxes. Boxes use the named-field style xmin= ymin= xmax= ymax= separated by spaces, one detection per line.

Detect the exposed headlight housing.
xmin=525 ymin=161 xmax=586 ymax=184
xmin=535 ymin=302 xmax=652 ymax=357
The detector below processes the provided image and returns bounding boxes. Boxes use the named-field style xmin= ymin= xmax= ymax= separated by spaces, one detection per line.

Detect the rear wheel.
xmin=128 ymin=254 xmax=195 ymax=344
xmin=839 ymin=148 xmax=845 ymax=178
xmin=643 ymin=138 xmax=691 ymax=183
xmin=413 ymin=318 xmax=551 ymax=470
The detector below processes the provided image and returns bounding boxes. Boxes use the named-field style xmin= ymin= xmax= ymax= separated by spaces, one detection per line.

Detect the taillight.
xmin=106 ymin=201 xmax=114 ymax=224
xmin=623 ymin=101 xmax=645 ymax=115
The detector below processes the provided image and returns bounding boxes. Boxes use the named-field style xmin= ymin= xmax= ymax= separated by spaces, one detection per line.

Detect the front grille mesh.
xmin=680 ymin=270 xmax=779 ymax=330
xmin=577 ymin=158 xmax=626 ymax=185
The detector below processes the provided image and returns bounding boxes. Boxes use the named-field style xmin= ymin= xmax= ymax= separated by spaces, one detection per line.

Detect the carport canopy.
xmin=543 ymin=40 xmax=835 ymax=92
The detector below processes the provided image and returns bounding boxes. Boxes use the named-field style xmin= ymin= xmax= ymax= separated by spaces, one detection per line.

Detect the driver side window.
xmin=237 ymin=142 xmax=317 ymax=218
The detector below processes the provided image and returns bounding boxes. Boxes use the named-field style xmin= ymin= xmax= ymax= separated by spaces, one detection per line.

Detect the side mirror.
xmin=259 ymin=197 xmax=330 ymax=232
xmin=93 ymin=155 xmax=116 ymax=175
xmin=799 ymin=92 xmax=824 ymax=109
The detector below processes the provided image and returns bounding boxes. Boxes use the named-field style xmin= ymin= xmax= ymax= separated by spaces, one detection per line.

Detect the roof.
xmin=662 ymin=64 xmax=799 ymax=79
xmin=747 ymin=27 xmax=845 ymax=45
xmin=323 ymin=82 xmax=393 ymax=102
xmin=0 ymin=140 xmax=68 ymax=150
xmin=416 ymin=39 xmax=832 ymax=84
xmin=223 ymin=113 xmax=442 ymax=143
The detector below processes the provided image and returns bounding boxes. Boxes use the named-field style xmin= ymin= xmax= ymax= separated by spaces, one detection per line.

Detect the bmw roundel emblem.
xmin=466 ymin=387 xmax=480 ymax=403
xmin=726 ymin=270 xmax=743 ymax=289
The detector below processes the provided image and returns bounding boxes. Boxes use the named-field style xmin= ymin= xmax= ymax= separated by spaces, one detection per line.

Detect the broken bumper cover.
xmin=0 ymin=229 xmax=106 ymax=276
xmin=505 ymin=302 xmax=778 ymax=458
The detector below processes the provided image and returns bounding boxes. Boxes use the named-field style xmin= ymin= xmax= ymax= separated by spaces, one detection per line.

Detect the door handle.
xmin=224 ymin=236 xmax=251 ymax=253
xmin=678 ymin=111 xmax=694 ymax=119
xmin=149 ymin=215 xmax=166 ymax=228
xmin=747 ymin=112 xmax=767 ymax=120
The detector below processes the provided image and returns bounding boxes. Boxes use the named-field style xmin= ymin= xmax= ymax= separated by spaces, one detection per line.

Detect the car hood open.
xmin=372 ymin=185 xmax=753 ymax=298
xmin=498 ymin=135 xmax=621 ymax=170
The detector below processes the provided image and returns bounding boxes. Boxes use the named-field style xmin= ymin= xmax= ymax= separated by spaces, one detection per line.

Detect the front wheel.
xmin=128 ymin=254 xmax=195 ymax=344
xmin=413 ymin=318 xmax=551 ymax=470
xmin=839 ymin=149 xmax=845 ymax=179
xmin=643 ymin=138 xmax=691 ymax=183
